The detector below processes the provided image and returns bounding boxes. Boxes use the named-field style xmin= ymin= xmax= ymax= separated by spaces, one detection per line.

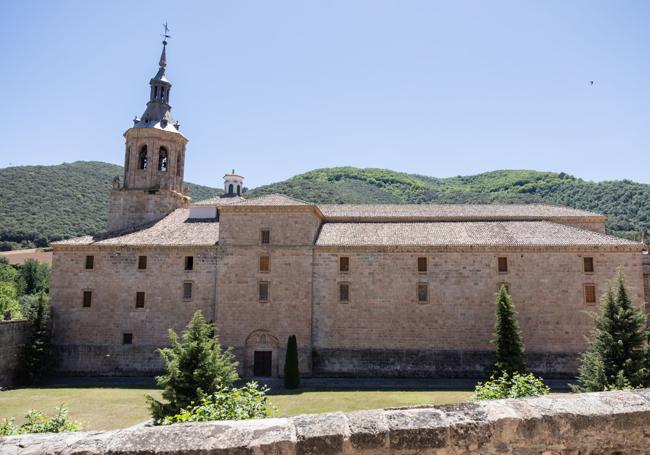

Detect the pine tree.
xmin=147 ymin=311 xmax=239 ymax=422
xmin=283 ymin=335 xmax=300 ymax=389
xmin=20 ymin=291 xmax=51 ymax=384
xmin=493 ymin=285 xmax=526 ymax=376
xmin=573 ymin=271 xmax=648 ymax=392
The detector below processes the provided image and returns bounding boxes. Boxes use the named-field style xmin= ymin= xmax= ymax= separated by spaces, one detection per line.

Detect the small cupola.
xmin=222 ymin=170 xmax=244 ymax=197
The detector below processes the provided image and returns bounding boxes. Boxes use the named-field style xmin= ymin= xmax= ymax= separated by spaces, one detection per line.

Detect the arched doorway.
xmin=244 ymin=330 xmax=280 ymax=377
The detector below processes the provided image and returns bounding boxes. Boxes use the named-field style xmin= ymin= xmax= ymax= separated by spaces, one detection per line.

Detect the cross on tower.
xmin=161 ymin=22 xmax=171 ymax=45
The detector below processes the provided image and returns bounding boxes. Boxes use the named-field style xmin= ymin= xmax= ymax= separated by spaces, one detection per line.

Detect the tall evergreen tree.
xmin=573 ymin=271 xmax=648 ymax=392
xmin=147 ymin=311 xmax=239 ymax=422
xmin=283 ymin=335 xmax=300 ymax=389
xmin=493 ymin=285 xmax=526 ymax=376
xmin=20 ymin=291 xmax=51 ymax=384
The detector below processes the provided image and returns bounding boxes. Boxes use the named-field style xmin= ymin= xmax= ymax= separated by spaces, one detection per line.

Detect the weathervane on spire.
xmin=161 ymin=22 xmax=171 ymax=45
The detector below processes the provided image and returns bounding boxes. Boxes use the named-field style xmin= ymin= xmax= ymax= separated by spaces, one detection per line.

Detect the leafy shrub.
xmin=0 ymin=405 xmax=80 ymax=436
xmin=471 ymin=372 xmax=550 ymax=400
xmin=20 ymin=292 xmax=52 ymax=384
xmin=162 ymin=382 xmax=274 ymax=425
xmin=0 ymin=281 xmax=21 ymax=320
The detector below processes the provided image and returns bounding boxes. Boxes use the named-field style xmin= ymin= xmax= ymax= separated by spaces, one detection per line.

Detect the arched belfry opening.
xmin=138 ymin=146 xmax=148 ymax=170
xmin=158 ymin=147 xmax=168 ymax=172
xmin=221 ymin=170 xmax=245 ymax=198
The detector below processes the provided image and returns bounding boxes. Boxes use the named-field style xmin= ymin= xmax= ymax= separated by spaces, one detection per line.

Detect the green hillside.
xmin=1 ymin=163 xmax=649 ymax=249
xmin=247 ymin=167 xmax=650 ymax=241
xmin=0 ymin=161 xmax=221 ymax=249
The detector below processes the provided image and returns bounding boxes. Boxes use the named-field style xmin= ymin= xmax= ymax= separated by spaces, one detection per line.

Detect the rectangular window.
xmin=122 ymin=333 xmax=133 ymax=345
xmin=259 ymin=255 xmax=270 ymax=273
xmin=583 ymin=257 xmax=594 ymax=273
xmin=260 ymin=229 xmax=270 ymax=245
xmin=417 ymin=257 xmax=427 ymax=273
xmin=85 ymin=255 xmax=94 ymax=270
xmin=584 ymin=284 xmax=596 ymax=304
xmin=339 ymin=256 xmax=350 ymax=273
xmin=417 ymin=283 xmax=429 ymax=304
xmin=259 ymin=281 xmax=269 ymax=303
xmin=135 ymin=291 xmax=145 ymax=308
xmin=82 ymin=290 xmax=92 ymax=308
xmin=339 ymin=283 xmax=350 ymax=303
xmin=138 ymin=255 xmax=147 ymax=270
xmin=185 ymin=256 xmax=194 ymax=271
xmin=183 ymin=282 xmax=193 ymax=301
xmin=497 ymin=282 xmax=511 ymax=293
xmin=498 ymin=257 xmax=508 ymax=273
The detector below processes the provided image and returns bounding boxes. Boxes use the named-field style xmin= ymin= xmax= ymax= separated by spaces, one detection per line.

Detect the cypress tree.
xmin=147 ymin=311 xmax=239 ymax=422
xmin=573 ymin=271 xmax=648 ymax=392
xmin=493 ymin=285 xmax=526 ymax=376
xmin=283 ymin=335 xmax=300 ymax=389
xmin=20 ymin=291 xmax=51 ymax=384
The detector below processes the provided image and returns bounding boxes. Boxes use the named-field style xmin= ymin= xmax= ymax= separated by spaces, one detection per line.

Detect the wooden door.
xmin=253 ymin=350 xmax=272 ymax=377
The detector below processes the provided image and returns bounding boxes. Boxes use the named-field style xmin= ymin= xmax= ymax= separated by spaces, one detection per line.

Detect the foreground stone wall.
xmin=3 ymin=389 xmax=650 ymax=454
xmin=0 ymin=319 xmax=30 ymax=388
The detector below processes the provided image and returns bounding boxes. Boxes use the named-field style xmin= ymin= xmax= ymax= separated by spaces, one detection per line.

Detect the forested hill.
xmin=247 ymin=168 xmax=650 ymax=241
xmin=0 ymin=161 xmax=221 ymax=249
xmin=1 ymin=163 xmax=649 ymax=248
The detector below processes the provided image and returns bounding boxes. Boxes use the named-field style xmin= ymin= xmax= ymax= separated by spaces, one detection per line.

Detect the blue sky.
xmin=1 ymin=1 xmax=649 ymax=187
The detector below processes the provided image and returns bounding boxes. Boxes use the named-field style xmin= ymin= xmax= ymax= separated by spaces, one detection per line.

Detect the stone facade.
xmin=50 ymin=246 xmax=216 ymax=373
xmin=5 ymin=389 xmax=650 ymax=454
xmin=0 ymin=319 xmax=30 ymax=388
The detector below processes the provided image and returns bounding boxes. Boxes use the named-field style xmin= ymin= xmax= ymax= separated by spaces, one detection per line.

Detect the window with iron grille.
xmin=136 ymin=292 xmax=145 ymax=308
xmin=259 ymin=255 xmax=270 ymax=273
xmin=583 ymin=257 xmax=594 ymax=273
xmin=498 ymin=257 xmax=508 ymax=273
xmin=339 ymin=256 xmax=349 ymax=272
xmin=259 ymin=282 xmax=269 ymax=302
xmin=584 ymin=284 xmax=596 ymax=304
xmin=417 ymin=257 xmax=427 ymax=273
xmin=260 ymin=229 xmax=270 ymax=245
xmin=339 ymin=283 xmax=350 ymax=303
xmin=417 ymin=283 xmax=428 ymax=304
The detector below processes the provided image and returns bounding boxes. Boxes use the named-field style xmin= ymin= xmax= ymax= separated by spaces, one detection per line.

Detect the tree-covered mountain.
xmin=1 ymin=163 xmax=649 ymax=249
xmin=247 ymin=167 xmax=650 ymax=241
xmin=0 ymin=161 xmax=222 ymax=249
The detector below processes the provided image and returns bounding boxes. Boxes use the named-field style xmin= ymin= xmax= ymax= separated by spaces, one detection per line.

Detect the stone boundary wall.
xmin=3 ymin=389 xmax=650 ymax=454
xmin=0 ymin=319 xmax=30 ymax=388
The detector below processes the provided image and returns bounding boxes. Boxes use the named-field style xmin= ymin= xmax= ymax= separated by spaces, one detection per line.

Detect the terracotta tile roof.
xmin=316 ymin=221 xmax=641 ymax=249
xmin=230 ymin=194 xmax=312 ymax=207
xmin=53 ymin=209 xmax=219 ymax=247
xmin=192 ymin=196 xmax=245 ymax=206
xmin=317 ymin=204 xmax=604 ymax=221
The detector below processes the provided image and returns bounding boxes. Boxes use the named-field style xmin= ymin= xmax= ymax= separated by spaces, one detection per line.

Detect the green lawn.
xmin=0 ymin=387 xmax=472 ymax=431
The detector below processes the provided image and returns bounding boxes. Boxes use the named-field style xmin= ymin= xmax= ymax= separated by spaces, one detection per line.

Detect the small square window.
xmin=138 ymin=256 xmax=147 ymax=270
xmin=85 ymin=255 xmax=94 ymax=270
xmin=260 ymin=229 xmax=270 ymax=245
xmin=339 ymin=283 xmax=350 ymax=303
xmin=136 ymin=291 xmax=145 ymax=308
xmin=417 ymin=283 xmax=428 ymax=304
xmin=82 ymin=290 xmax=92 ymax=308
xmin=417 ymin=257 xmax=427 ymax=273
xmin=185 ymin=256 xmax=194 ymax=271
xmin=497 ymin=283 xmax=511 ymax=293
xmin=259 ymin=255 xmax=270 ymax=273
xmin=583 ymin=257 xmax=594 ymax=273
xmin=584 ymin=284 xmax=596 ymax=304
xmin=259 ymin=282 xmax=269 ymax=302
xmin=339 ymin=256 xmax=350 ymax=273
xmin=122 ymin=333 xmax=133 ymax=345
xmin=498 ymin=257 xmax=508 ymax=274
xmin=183 ymin=282 xmax=193 ymax=301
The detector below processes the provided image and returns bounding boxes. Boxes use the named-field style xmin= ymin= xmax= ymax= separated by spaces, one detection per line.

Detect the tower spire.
xmin=131 ymin=23 xmax=180 ymax=133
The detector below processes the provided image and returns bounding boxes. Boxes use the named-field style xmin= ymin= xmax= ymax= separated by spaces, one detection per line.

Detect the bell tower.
xmin=107 ymin=31 xmax=190 ymax=232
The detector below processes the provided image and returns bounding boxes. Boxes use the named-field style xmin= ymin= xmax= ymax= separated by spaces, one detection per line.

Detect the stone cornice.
xmin=314 ymin=244 xmax=644 ymax=253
